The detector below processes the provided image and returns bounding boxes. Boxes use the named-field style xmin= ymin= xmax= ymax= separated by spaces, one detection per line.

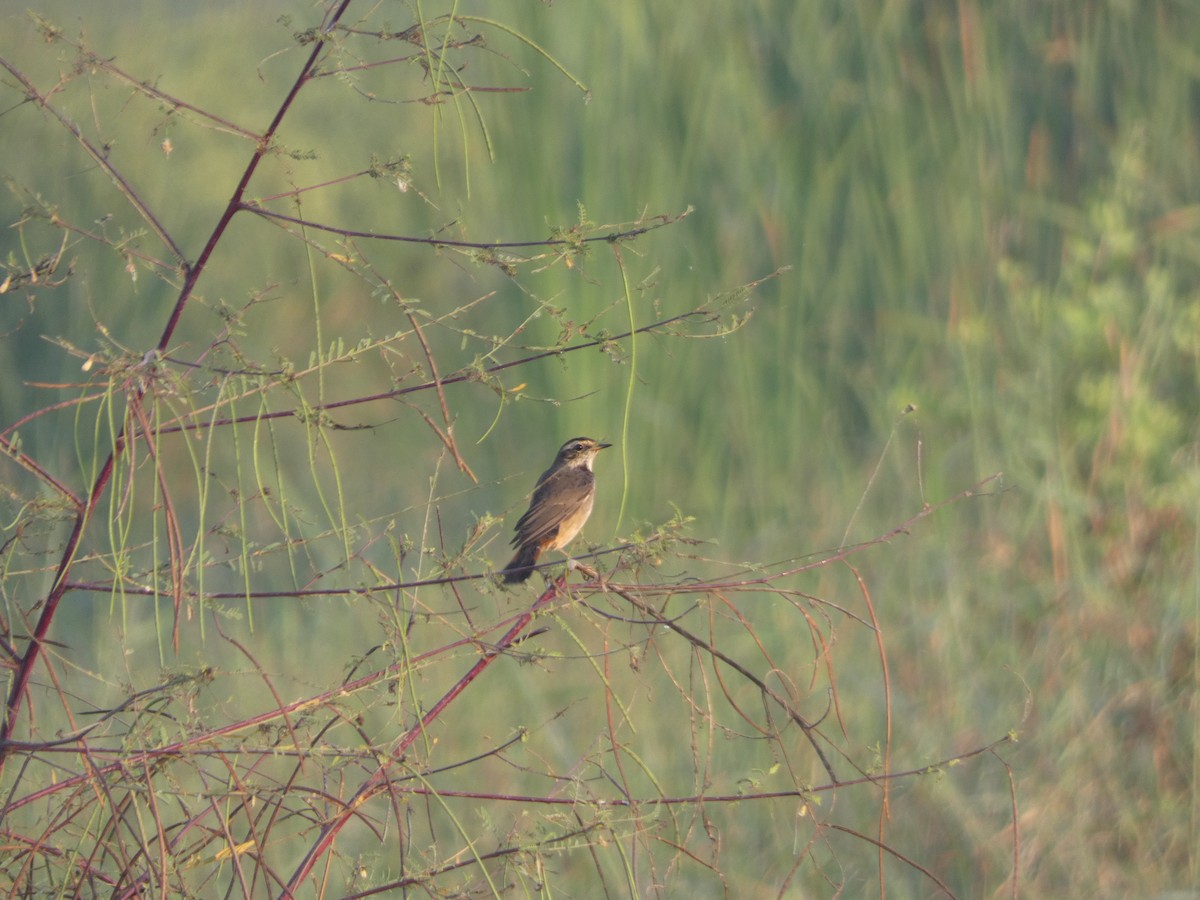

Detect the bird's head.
xmin=555 ymin=436 xmax=612 ymax=469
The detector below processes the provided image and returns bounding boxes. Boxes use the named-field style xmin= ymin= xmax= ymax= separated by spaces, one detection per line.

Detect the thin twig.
xmin=405 ymin=310 xmax=477 ymax=482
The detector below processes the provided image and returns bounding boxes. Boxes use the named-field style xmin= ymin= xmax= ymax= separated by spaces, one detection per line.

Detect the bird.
xmin=501 ymin=436 xmax=611 ymax=583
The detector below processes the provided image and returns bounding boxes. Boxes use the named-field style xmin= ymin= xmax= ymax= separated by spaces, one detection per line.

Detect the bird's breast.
xmin=549 ymin=491 xmax=595 ymax=550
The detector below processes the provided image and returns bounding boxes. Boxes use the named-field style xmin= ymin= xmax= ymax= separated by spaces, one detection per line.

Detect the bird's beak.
xmin=597 ymin=442 xmax=613 ymax=450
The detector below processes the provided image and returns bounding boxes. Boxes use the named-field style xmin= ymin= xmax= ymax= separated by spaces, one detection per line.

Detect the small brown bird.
xmin=501 ymin=436 xmax=611 ymax=583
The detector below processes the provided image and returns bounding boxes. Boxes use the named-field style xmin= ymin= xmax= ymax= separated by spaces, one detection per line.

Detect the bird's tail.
xmin=501 ymin=544 xmax=540 ymax=583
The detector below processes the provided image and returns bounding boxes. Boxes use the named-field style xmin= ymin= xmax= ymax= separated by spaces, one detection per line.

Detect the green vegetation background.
xmin=2 ymin=0 xmax=1198 ymax=895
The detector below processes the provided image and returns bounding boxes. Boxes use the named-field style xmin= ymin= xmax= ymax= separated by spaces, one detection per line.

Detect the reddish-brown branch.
xmin=823 ymin=823 xmax=957 ymax=898
xmin=127 ymin=394 xmax=186 ymax=652
xmin=997 ymin=749 xmax=1021 ymax=900
xmin=154 ymin=308 xmax=713 ymax=437
xmin=0 ymin=0 xmax=359 ymax=767
xmin=0 ymin=434 xmax=84 ymax=510
xmin=282 ymin=573 xmax=574 ymax=894
xmin=241 ymin=202 xmax=691 ymax=250
xmin=0 ymin=452 xmax=117 ymax=756
xmin=77 ymin=50 xmax=264 ymax=142
xmin=0 ymin=56 xmax=186 ymax=267
xmin=405 ymin=309 xmax=477 ymax=483
xmin=848 ymin=562 xmax=893 ymax=893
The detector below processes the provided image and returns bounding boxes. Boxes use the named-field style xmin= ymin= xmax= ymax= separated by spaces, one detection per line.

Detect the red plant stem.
xmin=0 ymin=455 xmax=117 ymax=754
xmin=0 ymin=0 xmax=357 ymax=767
xmin=282 ymin=575 xmax=569 ymax=896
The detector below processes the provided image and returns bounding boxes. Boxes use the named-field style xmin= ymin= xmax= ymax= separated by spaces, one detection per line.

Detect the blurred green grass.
xmin=2 ymin=0 xmax=1198 ymax=894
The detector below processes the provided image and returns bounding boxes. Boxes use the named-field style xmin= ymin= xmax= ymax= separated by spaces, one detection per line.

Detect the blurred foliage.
xmin=1 ymin=0 xmax=1198 ymax=896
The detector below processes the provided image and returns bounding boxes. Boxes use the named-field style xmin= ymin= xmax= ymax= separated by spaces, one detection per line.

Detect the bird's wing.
xmin=511 ymin=468 xmax=593 ymax=548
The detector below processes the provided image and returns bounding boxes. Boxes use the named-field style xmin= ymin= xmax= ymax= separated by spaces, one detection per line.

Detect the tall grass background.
xmin=1 ymin=1 xmax=1197 ymax=895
